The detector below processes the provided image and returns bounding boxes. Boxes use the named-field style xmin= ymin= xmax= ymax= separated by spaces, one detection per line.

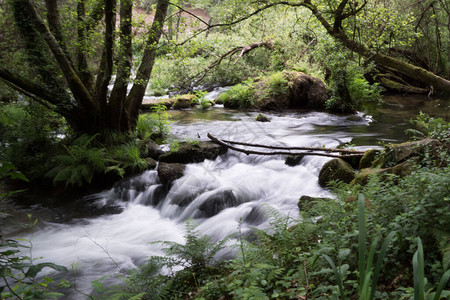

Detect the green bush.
xmin=137 ymin=105 xmax=171 ymax=140
xmin=406 ymin=112 xmax=450 ymax=141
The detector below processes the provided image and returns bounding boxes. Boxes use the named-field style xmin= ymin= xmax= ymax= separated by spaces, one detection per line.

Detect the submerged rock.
xmin=318 ymin=158 xmax=356 ymax=187
xmin=285 ymin=155 xmax=304 ymax=166
xmin=243 ymin=206 xmax=266 ymax=225
xmin=159 ymin=141 xmax=227 ymax=164
xmin=198 ymin=190 xmax=240 ymax=217
xmin=157 ymin=162 xmax=186 ymax=186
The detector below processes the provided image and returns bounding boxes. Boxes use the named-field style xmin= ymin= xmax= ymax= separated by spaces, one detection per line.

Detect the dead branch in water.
xmin=207 ymin=133 xmax=365 ymax=158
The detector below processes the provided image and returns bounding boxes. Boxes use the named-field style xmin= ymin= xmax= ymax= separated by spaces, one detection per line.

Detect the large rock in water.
xmin=318 ymin=158 xmax=356 ymax=187
xmin=198 ymin=190 xmax=241 ymax=218
xmin=253 ymin=71 xmax=329 ymax=111
xmin=159 ymin=141 xmax=227 ymax=164
xmin=286 ymin=71 xmax=329 ymax=109
xmin=157 ymin=162 xmax=186 ymax=185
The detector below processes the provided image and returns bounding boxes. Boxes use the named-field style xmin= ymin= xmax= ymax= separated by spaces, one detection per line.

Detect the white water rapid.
xmin=15 ymin=107 xmax=379 ymax=297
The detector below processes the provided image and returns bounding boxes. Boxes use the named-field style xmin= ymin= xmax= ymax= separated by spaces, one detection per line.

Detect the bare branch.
xmin=208 ymin=133 xmax=365 ymax=158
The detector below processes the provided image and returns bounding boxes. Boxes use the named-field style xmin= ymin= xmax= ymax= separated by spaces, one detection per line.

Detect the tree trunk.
xmin=126 ymin=0 xmax=170 ymax=130
xmin=303 ymin=0 xmax=450 ymax=93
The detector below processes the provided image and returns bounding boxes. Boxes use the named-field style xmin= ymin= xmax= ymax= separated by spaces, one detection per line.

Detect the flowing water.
xmin=7 ymin=93 xmax=449 ymax=297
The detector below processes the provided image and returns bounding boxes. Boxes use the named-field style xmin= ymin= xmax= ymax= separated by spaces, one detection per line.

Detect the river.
xmin=6 ymin=93 xmax=449 ymax=298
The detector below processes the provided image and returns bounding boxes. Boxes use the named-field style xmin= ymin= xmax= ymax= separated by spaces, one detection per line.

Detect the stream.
xmin=6 ymin=92 xmax=449 ymax=297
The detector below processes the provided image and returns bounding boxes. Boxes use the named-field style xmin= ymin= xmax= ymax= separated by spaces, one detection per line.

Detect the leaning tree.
xmin=0 ymin=0 xmax=169 ymax=134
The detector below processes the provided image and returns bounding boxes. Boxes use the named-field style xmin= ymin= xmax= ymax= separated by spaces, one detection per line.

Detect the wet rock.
xmin=285 ymin=155 xmax=304 ymax=166
xmin=170 ymin=191 xmax=198 ymax=207
xmin=255 ymin=113 xmax=270 ymax=122
xmin=243 ymin=206 xmax=266 ymax=225
xmin=146 ymin=140 xmax=166 ymax=160
xmin=346 ymin=115 xmax=364 ymax=122
xmin=341 ymin=155 xmax=363 ymax=169
xmin=145 ymin=157 xmax=157 ymax=169
xmin=318 ymin=158 xmax=356 ymax=187
xmin=298 ymin=195 xmax=332 ymax=212
xmin=359 ymin=149 xmax=380 ymax=169
xmin=198 ymin=190 xmax=240 ymax=217
xmin=157 ymin=162 xmax=186 ymax=185
xmin=149 ymin=185 xmax=167 ymax=206
xmin=159 ymin=141 xmax=227 ymax=164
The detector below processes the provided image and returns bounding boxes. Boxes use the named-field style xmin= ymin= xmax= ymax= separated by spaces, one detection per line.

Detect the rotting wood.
xmin=207 ymin=133 xmax=365 ymax=158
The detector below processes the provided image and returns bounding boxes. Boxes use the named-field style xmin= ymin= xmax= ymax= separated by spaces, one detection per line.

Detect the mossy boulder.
xmin=373 ymin=139 xmax=443 ymax=168
xmin=359 ymin=149 xmax=381 ymax=169
xmin=172 ymin=94 xmax=196 ymax=109
xmin=157 ymin=162 xmax=186 ymax=186
xmin=159 ymin=141 xmax=228 ymax=164
xmin=352 ymin=161 xmax=413 ymax=186
xmin=255 ymin=113 xmax=270 ymax=122
xmin=218 ymin=71 xmax=329 ymax=111
xmin=253 ymin=71 xmax=329 ymax=111
xmin=141 ymin=98 xmax=175 ymax=110
xmin=351 ymin=168 xmax=385 ymax=186
xmin=318 ymin=158 xmax=356 ymax=187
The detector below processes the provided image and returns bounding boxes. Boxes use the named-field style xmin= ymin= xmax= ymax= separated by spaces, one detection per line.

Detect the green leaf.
xmin=432 ymin=269 xmax=450 ymax=300
xmin=25 ymin=262 xmax=68 ymax=278
xmin=413 ymin=237 xmax=425 ymax=300
xmin=322 ymin=254 xmax=346 ymax=299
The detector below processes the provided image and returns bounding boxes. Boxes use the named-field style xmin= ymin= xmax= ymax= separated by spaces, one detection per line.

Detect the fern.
xmin=46 ymin=134 xmax=106 ymax=187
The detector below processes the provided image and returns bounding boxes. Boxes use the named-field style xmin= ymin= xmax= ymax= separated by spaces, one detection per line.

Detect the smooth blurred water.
xmin=10 ymin=93 xmax=448 ymax=297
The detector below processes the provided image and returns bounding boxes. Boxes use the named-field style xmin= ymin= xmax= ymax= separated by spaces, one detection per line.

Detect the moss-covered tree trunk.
xmin=302 ymin=0 xmax=450 ymax=93
xmin=0 ymin=0 xmax=170 ymax=135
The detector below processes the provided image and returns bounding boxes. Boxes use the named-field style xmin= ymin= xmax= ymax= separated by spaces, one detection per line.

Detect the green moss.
xmin=359 ymin=149 xmax=380 ymax=169
xmin=318 ymin=158 xmax=356 ymax=186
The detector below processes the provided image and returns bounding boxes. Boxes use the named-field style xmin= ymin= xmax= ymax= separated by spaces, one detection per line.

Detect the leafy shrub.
xmin=406 ymin=112 xmax=450 ymax=141
xmin=137 ymin=105 xmax=171 ymax=139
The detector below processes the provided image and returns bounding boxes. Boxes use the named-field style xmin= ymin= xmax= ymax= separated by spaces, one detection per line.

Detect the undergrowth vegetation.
xmin=88 ymin=115 xmax=449 ymax=299
xmin=0 ymin=100 xmax=171 ymax=187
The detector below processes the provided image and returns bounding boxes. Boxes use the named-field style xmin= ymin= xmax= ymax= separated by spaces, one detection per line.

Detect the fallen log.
xmin=207 ymin=133 xmax=365 ymax=158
